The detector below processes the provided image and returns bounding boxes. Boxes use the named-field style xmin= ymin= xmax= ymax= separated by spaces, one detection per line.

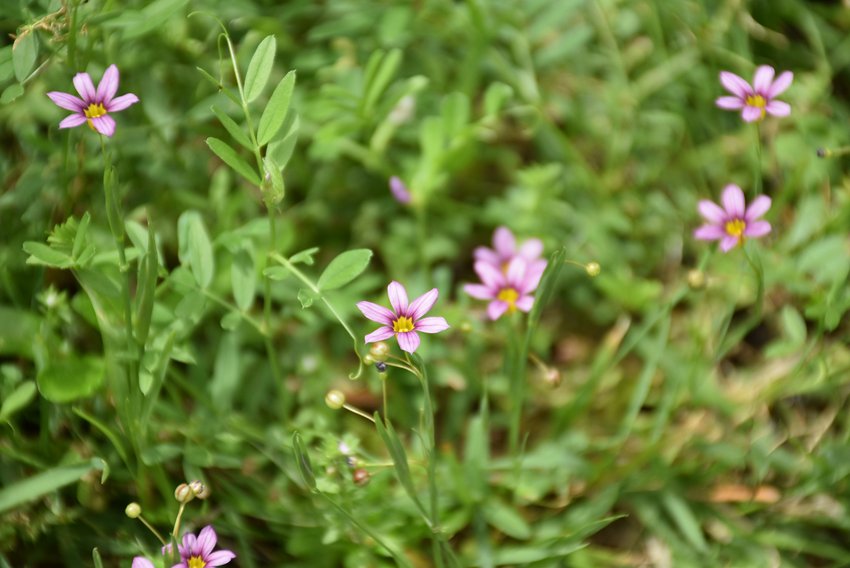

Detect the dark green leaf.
xmin=0 ymin=460 xmax=104 ymax=514
xmin=317 ymin=249 xmax=372 ymax=291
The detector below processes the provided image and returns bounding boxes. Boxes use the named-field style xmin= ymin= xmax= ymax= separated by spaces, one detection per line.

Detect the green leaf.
xmin=297 ymin=288 xmax=315 ymax=309
xmin=258 ymin=70 xmax=296 ymax=145
xmin=23 ymin=241 xmax=73 ymax=269
xmin=243 ymin=35 xmax=276 ymax=103
xmin=292 ymin=431 xmax=317 ymax=491
xmin=289 ymin=246 xmax=319 ymax=265
xmin=177 ymin=211 xmax=214 ymax=289
xmin=266 ymin=114 xmax=300 ymax=169
xmin=374 ymin=414 xmax=428 ymax=519
xmin=93 ymin=548 xmax=103 ymax=568
xmin=206 ymin=137 xmax=260 ymax=186
xmin=1 ymin=83 xmax=24 ymax=104
xmin=0 ymin=381 xmax=37 ymax=422
xmin=0 ymin=459 xmax=104 ymax=514
xmin=13 ymin=32 xmax=37 ymax=82
xmin=483 ymin=499 xmax=532 ymax=540
xmin=134 ymin=221 xmax=159 ymax=345
xmin=362 ymin=49 xmax=401 ymax=115
xmin=263 ymin=266 xmax=290 ymax=281
xmin=211 ymin=105 xmax=252 ymax=150
xmin=317 ymin=249 xmax=372 ymax=291
xmin=72 ymin=212 xmax=91 ymax=259
xmin=220 ymin=311 xmax=242 ymax=330
xmin=483 ymin=82 xmax=513 ymax=116
xmin=37 ymin=355 xmax=105 ymax=403
xmin=780 ymin=305 xmax=807 ymax=346
xmin=231 ymin=243 xmax=256 ymax=312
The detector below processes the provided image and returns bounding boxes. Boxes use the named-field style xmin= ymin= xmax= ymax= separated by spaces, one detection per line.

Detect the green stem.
xmin=753 ymin=122 xmax=763 ymax=197
xmin=507 ymin=316 xmax=526 ymax=457
xmin=262 ymin=208 xmax=285 ymax=417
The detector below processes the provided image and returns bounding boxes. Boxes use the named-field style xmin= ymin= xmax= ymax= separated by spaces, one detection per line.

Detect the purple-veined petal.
xmin=698 ymin=199 xmax=726 ymax=224
xmin=519 ymin=260 xmax=546 ymax=294
xmin=365 ymin=326 xmax=394 ymax=343
xmin=196 ymin=526 xmax=217 ymax=558
xmin=73 ymin=72 xmax=96 ymax=103
xmin=387 ymin=281 xmax=408 ymax=315
xmin=767 ymin=71 xmax=793 ymax=98
xmin=721 ymin=184 xmax=745 ymax=218
xmin=47 ymin=91 xmax=85 ymax=111
xmin=473 ymin=246 xmax=500 ymax=266
xmin=415 ymin=316 xmax=449 ymax=334
xmin=96 ymin=64 xmax=119 ymax=103
xmin=765 ymin=100 xmax=790 ymax=117
xmin=106 ymin=93 xmax=139 ymax=112
xmin=487 ymin=300 xmax=509 ymax=321
xmin=179 ymin=533 xmax=196 ymax=557
xmin=132 ymin=557 xmax=155 ymax=568
xmin=396 ymin=331 xmax=420 ymax=353
xmin=91 ymin=115 xmax=116 ymax=137
xmin=715 ymin=96 xmax=745 ymax=110
xmin=741 ymin=106 xmax=764 ymax=122
xmin=205 ymin=550 xmax=237 ymax=566
xmin=505 ymin=257 xmax=527 ymax=286
xmin=474 ymin=261 xmax=505 ymax=289
xmin=492 ymin=226 xmax=516 ymax=258
xmin=515 ymin=295 xmax=535 ymax=312
xmin=745 ymin=195 xmax=771 ymax=221
xmin=59 ymin=114 xmax=87 ymax=129
xmin=171 ymin=563 xmax=182 ymax=568
xmin=744 ymin=220 xmax=771 ymax=238
xmin=719 ymin=71 xmax=751 ymax=98
xmin=389 ymin=176 xmax=411 ymax=204
xmin=518 ymin=238 xmax=543 ymax=260
xmin=464 ymin=283 xmax=495 ymax=300
xmin=693 ymin=224 xmax=725 ymax=241
xmin=719 ymin=235 xmax=740 ymax=252
xmin=753 ymin=65 xmax=775 ymax=94
xmin=356 ymin=301 xmax=395 ymax=325
xmin=408 ymin=288 xmax=439 ymax=320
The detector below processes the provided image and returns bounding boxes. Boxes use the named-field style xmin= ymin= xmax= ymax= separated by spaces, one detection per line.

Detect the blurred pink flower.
xmin=389 ymin=176 xmax=412 ymax=204
xmin=173 ymin=525 xmax=235 ymax=568
xmin=716 ymin=65 xmax=792 ymax=122
xmin=47 ymin=64 xmax=139 ymax=137
xmin=474 ymin=226 xmax=545 ymax=275
xmin=694 ymin=184 xmax=771 ymax=252
xmin=131 ymin=558 xmax=154 ymax=568
xmin=464 ymin=257 xmax=546 ymax=320
xmin=357 ymin=281 xmax=449 ymax=353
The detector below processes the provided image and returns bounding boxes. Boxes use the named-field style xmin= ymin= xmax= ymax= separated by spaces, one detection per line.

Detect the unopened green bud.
xmin=189 ymin=480 xmax=210 ymax=499
xmin=326 ymin=390 xmax=346 ymax=410
xmin=687 ymin=269 xmax=706 ymax=290
xmin=585 ymin=262 xmax=601 ymax=277
xmin=363 ymin=354 xmax=376 ymax=365
xmin=125 ymin=502 xmax=142 ymax=519
xmin=369 ymin=341 xmax=390 ymax=362
xmin=174 ymin=483 xmax=194 ymax=504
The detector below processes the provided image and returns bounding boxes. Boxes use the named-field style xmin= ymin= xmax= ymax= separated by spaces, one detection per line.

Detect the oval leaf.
xmin=243 ymin=35 xmax=276 ymax=103
xmin=258 ymin=70 xmax=296 ymax=145
xmin=37 ymin=355 xmax=105 ymax=403
xmin=13 ymin=32 xmax=37 ymax=82
xmin=211 ymin=105 xmax=252 ymax=150
xmin=0 ymin=381 xmax=37 ymax=422
xmin=317 ymin=249 xmax=372 ymax=291
xmin=206 ymin=137 xmax=260 ymax=186
xmin=231 ymin=244 xmax=256 ymax=311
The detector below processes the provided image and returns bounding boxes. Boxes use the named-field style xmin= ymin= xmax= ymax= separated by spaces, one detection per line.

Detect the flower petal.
xmin=719 ymin=71 xmax=751 ymax=98
xmin=96 ymin=64 xmax=119 ymax=103
xmin=389 ymin=176 xmax=411 ymax=204
xmin=744 ymin=220 xmax=771 ymax=238
xmin=693 ymin=224 xmax=725 ymax=241
xmin=720 ymin=235 xmax=740 ymax=252
xmin=356 ymin=301 xmax=395 ymax=325
xmin=767 ymin=71 xmax=793 ymax=98
xmin=492 ymin=226 xmax=515 ymax=258
xmin=106 ymin=93 xmax=139 ymax=112
xmin=196 ymin=526 xmax=217 ymax=558
xmin=698 ymin=199 xmax=726 ymax=223
xmin=132 ymin=558 xmax=155 ymax=568
xmin=415 ymin=316 xmax=449 ymax=334
xmin=519 ymin=260 xmax=546 ymax=294
xmin=73 ymin=72 xmax=96 ymax=103
xmin=408 ymin=288 xmax=439 ymax=320
xmin=91 ymin=115 xmax=116 ymax=137
xmin=741 ymin=106 xmax=764 ymax=122
xmin=753 ymin=65 xmax=775 ymax=94
xmin=745 ymin=195 xmax=771 ymax=221
xmin=47 ymin=91 xmax=85 ymax=112
xmin=474 ymin=261 xmax=505 ymax=289
xmin=721 ymin=184 xmax=745 ymax=218
xmin=518 ymin=238 xmax=543 ymax=260
xmin=515 ymin=295 xmax=535 ymax=312
xmin=387 ymin=281 xmax=408 ymax=315
xmin=765 ymin=100 xmax=790 ymax=117
xmin=59 ymin=114 xmax=87 ymax=129
xmin=464 ymin=283 xmax=495 ymax=300
xmin=473 ymin=247 xmax=500 ymax=266
xmin=205 ymin=550 xmax=237 ymax=566
xmin=396 ymin=331 xmax=420 ymax=353
xmin=505 ymin=257 xmax=527 ymax=286
xmin=715 ymin=96 xmax=745 ymax=110
xmin=487 ymin=300 xmax=509 ymax=321
xmin=365 ymin=326 xmax=394 ymax=343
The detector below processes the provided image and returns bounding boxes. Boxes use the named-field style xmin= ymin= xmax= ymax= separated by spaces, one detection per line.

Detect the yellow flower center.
xmin=725 ymin=219 xmax=746 ymax=238
xmin=392 ymin=316 xmax=414 ymax=333
xmin=497 ymin=287 xmax=519 ymax=312
xmin=188 ymin=557 xmax=206 ymax=568
xmin=84 ymin=103 xmax=107 ymax=131
xmin=745 ymin=94 xmax=766 ymax=119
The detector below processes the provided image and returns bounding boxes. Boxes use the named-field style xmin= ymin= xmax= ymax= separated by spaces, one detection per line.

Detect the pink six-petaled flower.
xmin=173 ymin=525 xmax=235 ymax=568
xmin=474 ymin=226 xmax=545 ymax=273
xmin=464 ymin=257 xmax=546 ymax=320
xmin=47 ymin=64 xmax=139 ymax=137
xmin=694 ymin=184 xmax=771 ymax=252
xmin=716 ymin=65 xmax=792 ymax=122
xmin=357 ymin=281 xmax=450 ymax=353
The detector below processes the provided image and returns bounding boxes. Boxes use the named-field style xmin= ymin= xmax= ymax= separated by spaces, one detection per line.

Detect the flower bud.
xmin=189 ymin=480 xmax=210 ymax=499
xmin=375 ymin=361 xmax=387 ymax=373
xmin=543 ymin=367 xmax=562 ymax=387
xmin=125 ymin=502 xmax=142 ymax=519
xmin=369 ymin=341 xmax=390 ymax=362
xmin=687 ymin=269 xmax=706 ymax=290
xmin=326 ymin=390 xmax=346 ymax=410
xmin=585 ymin=262 xmax=601 ymax=277
xmin=363 ymin=354 xmax=376 ymax=365
xmin=174 ymin=483 xmax=194 ymax=504
xmin=352 ymin=468 xmax=370 ymax=486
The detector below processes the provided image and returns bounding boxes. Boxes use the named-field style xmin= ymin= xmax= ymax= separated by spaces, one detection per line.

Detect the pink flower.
xmin=132 ymin=558 xmax=154 ymax=568
xmin=389 ymin=176 xmax=412 ymax=204
xmin=475 ymin=226 xmax=545 ymax=274
xmin=694 ymin=184 xmax=771 ymax=252
xmin=356 ymin=281 xmax=450 ymax=353
xmin=173 ymin=525 xmax=235 ymax=568
xmin=47 ymin=64 xmax=139 ymax=137
xmin=716 ymin=65 xmax=792 ymax=122
xmin=464 ymin=257 xmax=546 ymax=320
